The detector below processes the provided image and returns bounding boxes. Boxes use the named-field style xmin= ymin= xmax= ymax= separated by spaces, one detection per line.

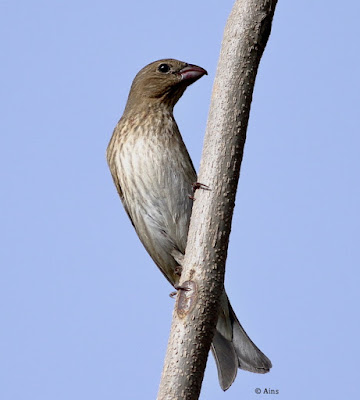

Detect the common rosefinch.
xmin=107 ymin=59 xmax=271 ymax=390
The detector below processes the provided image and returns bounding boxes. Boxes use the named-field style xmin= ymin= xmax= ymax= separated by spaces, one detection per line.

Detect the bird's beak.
xmin=179 ymin=64 xmax=208 ymax=82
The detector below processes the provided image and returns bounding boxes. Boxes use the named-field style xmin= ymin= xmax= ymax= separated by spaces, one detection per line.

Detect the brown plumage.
xmin=107 ymin=59 xmax=271 ymax=390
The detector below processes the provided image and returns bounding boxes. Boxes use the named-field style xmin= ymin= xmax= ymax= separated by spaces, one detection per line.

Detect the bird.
xmin=106 ymin=59 xmax=272 ymax=390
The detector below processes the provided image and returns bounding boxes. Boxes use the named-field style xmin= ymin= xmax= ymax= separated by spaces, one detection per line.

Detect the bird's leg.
xmin=169 ymin=250 xmax=184 ymax=297
xmin=189 ymin=182 xmax=210 ymax=200
xmin=171 ymin=249 xmax=184 ymax=270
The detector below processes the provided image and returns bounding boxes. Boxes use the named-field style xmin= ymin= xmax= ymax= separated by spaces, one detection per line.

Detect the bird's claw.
xmin=174 ymin=284 xmax=191 ymax=291
xmin=193 ymin=182 xmax=210 ymax=191
xmin=189 ymin=182 xmax=210 ymax=200
xmin=169 ymin=283 xmax=191 ymax=298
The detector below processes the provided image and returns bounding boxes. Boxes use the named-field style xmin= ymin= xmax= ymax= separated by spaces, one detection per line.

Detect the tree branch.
xmin=157 ymin=1 xmax=278 ymax=399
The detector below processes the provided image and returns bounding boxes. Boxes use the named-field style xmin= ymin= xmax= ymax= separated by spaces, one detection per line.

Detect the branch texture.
xmin=157 ymin=1 xmax=277 ymax=399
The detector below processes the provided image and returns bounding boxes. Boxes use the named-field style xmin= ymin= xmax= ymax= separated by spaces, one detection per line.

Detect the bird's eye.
xmin=158 ymin=63 xmax=171 ymax=73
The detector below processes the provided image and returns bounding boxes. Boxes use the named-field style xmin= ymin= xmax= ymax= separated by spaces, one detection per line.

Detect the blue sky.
xmin=1 ymin=1 xmax=359 ymax=399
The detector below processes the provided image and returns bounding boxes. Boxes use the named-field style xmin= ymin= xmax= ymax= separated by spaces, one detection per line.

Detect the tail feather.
xmin=211 ymin=330 xmax=238 ymax=391
xmin=229 ymin=301 xmax=272 ymax=373
xmin=211 ymin=292 xmax=272 ymax=390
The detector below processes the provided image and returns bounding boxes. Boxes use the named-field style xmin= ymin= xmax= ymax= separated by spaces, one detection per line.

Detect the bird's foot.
xmin=193 ymin=182 xmax=210 ymax=191
xmin=174 ymin=283 xmax=191 ymax=291
xmin=188 ymin=182 xmax=210 ymax=200
xmin=169 ymin=283 xmax=191 ymax=298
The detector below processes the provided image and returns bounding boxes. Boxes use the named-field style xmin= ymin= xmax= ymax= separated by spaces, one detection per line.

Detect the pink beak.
xmin=180 ymin=64 xmax=208 ymax=81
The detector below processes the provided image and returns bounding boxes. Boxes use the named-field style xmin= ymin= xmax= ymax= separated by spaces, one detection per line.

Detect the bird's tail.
xmin=211 ymin=292 xmax=272 ymax=391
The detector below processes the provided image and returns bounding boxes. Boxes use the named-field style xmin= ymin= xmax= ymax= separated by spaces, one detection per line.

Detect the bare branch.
xmin=157 ymin=1 xmax=278 ymax=399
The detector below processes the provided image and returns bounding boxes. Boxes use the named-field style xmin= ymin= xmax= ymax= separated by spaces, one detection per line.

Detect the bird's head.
xmin=124 ymin=59 xmax=207 ymax=113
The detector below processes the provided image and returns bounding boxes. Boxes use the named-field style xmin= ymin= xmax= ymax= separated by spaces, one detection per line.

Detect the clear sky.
xmin=1 ymin=1 xmax=359 ymax=399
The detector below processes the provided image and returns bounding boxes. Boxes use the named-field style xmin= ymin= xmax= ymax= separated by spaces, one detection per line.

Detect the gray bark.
xmin=157 ymin=1 xmax=278 ymax=399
